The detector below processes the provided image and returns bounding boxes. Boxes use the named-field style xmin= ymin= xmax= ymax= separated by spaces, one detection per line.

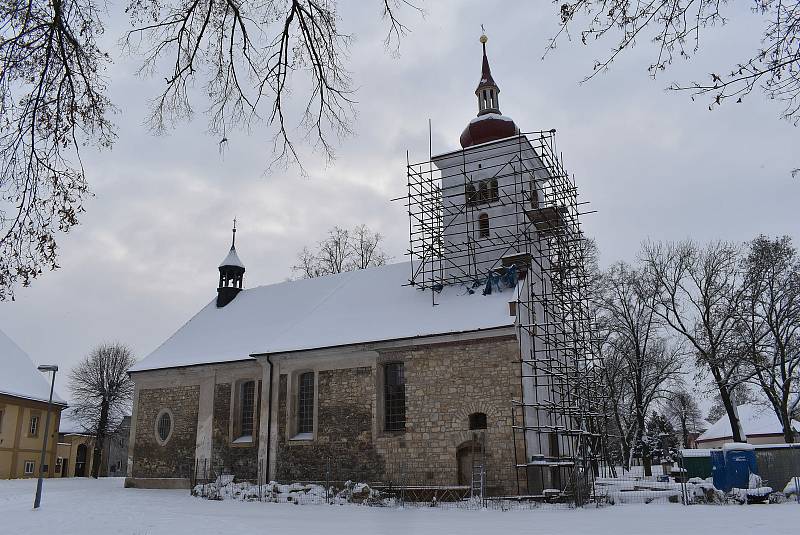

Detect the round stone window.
xmin=154 ymin=408 xmax=174 ymax=446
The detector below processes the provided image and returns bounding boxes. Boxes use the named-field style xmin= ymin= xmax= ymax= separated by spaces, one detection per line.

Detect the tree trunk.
xmin=91 ymin=400 xmax=109 ymax=479
xmin=636 ymin=413 xmax=652 ymax=477
xmin=680 ymin=418 xmax=689 ymax=449
xmin=719 ymin=388 xmax=745 ymax=443
xmin=782 ymin=412 xmax=795 ymax=444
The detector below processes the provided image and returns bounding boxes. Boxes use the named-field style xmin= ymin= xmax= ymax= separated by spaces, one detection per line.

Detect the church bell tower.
xmin=217 ymin=220 xmax=245 ymax=308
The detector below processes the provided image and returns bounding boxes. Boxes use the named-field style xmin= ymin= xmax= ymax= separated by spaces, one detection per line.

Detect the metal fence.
xmin=592 ymin=445 xmax=800 ymax=505
xmin=188 ymin=445 xmax=800 ymax=509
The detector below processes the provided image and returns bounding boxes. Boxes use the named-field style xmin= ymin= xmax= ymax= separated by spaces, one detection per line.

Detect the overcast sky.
xmin=1 ymin=2 xmax=798 ymax=398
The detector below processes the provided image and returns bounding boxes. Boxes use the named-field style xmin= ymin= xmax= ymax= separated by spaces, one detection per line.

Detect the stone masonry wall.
xmin=212 ymin=383 xmax=259 ymax=480
xmin=275 ymin=367 xmax=384 ymax=482
xmin=273 ymin=335 xmax=523 ymax=495
xmin=132 ymin=386 xmax=199 ymax=479
xmin=375 ymin=335 xmax=524 ymax=496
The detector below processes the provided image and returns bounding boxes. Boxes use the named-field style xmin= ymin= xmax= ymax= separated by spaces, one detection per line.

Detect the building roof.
xmin=58 ymin=407 xmax=89 ymax=435
xmin=697 ymin=404 xmax=800 ymax=442
xmin=476 ymin=39 xmax=497 ymax=91
xmin=219 ymin=246 xmax=245 ymax=269
xmin=0 ymin=327 xmax=66 ymax=405
xmin=130 ymin=262 xmax=516 ymax=373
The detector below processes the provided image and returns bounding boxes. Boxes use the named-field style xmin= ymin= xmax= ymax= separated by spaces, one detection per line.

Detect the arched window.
xmin=469 ymin=412 xmax=487 ymax=430
xmin=158 ymin=413 xmax=171 ymax=441
xmin=465 ymin=183 xmax=477 ymax=205
xmin=478 ymin=213 xmax=490 ymax=238
xmin=240 ymin=380 xmax=256 ymax=437
xmin=490 ymin=179 xmax=499 ymax=202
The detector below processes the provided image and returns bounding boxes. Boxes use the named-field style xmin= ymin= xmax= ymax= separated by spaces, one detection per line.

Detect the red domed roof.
xmin=460 ymin=113 xmax=519 ymax=148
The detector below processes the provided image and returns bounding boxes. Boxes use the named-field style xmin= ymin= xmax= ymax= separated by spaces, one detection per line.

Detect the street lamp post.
xmin=34 ymin=364 xmax=58 ymax=510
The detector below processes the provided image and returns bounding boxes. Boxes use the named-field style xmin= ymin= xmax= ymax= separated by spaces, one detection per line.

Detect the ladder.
xmin=470 ymin=431 xmax=486 ymax=500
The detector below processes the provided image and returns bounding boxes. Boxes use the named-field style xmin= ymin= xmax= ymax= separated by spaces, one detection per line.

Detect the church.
xmin=125 ymin=35 xmax=601 ymax=500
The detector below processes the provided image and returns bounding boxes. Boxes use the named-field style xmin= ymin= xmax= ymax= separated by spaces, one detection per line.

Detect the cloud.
xmin=1 ymin=1 xmax=797 ymax=394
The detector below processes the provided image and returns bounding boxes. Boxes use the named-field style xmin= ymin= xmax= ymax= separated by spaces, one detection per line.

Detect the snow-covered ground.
xmin=2 ymin=477 xmax=799 ymax=535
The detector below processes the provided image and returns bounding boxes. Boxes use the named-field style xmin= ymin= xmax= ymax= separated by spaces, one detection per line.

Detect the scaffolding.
xmin=404 ymin=130 xmax=607 ymax=504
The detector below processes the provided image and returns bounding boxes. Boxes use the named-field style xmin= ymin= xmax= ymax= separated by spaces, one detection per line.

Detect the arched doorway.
xmin=456 ymin=437 xmax=484 ymax=486
xmin=75 ymin=444 xmax=88 ymax=477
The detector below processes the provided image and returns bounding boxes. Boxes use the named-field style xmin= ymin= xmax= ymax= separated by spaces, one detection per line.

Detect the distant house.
xmin=57 ymin=410 xmax=131 ymax=477
xmin=686 ymin=419 xmax=712 ymax=449
xmin=57 ymin=408 xmax=95 ymax=478
xmin=696 ymin=404 xmax=800 ymax=448
xmin=0 ymin=328 xmax=67 ymax=479
xmin=105 ymin=416 xmax=130 ymax=477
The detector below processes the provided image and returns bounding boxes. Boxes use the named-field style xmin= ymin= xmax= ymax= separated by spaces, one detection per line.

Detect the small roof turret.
xmin=219 ymin=246 xmax=245 ymax=269
xmin=217 ymin=219 xmax=245 ymax=308
xmin=219 ymin=218 xmax=245 ymax=269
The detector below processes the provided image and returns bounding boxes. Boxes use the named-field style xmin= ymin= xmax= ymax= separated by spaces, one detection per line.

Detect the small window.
xmin=384 ymin=363 xmax=406 ymax=432
xmin=24 ymin=460 xmax=35 ymax=475
xmin=478 ymin=213 xmax=490 ymax=238
xmin=531 ymin=188 xmax=539 ymax=209
xmin=29 ymin=415 xmax=39 ymax=437
xmin=469 ymin=413 xmax=487 ymax=430
xmin=240 ymin=380 xmax=256 ymax=438
xmin=0 ymin=408 xmax=4 ymax=433
xmin=55 ymin=458 xmax=63 ymax=473
xmin=297 ymin=372 xmax=314 ymax=435
xmin=155 ymin=409 xmax=173 ymax=445
xmin=490 ymin=179 xmax=499 ymax=202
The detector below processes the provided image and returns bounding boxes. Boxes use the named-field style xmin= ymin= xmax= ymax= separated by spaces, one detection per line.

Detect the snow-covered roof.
xmin=58 ymin=408 xmax=89 ymax=435
xmin=219 ymin=247 xmax=245 ymax=268
xmin=130 ymin=262 xmax=516 ymax=373
xmin=0 ymin=327 xmax=66 ymax=405
xmin=469 ymin=113 xmax=514 ymax=124
xmin=697 ymin=404 xmax=800 ymax=442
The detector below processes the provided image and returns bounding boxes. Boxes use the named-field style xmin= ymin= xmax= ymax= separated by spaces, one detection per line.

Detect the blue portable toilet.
xmin=724 ymin=443 xmax=758 ymax=490
xmin=710 ymin=449 xmax=728 ymax=491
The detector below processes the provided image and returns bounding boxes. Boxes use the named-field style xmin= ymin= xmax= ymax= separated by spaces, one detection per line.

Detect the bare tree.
xmin=740 ymin=235 xmax=800 ymax=443
xmin=642 ymin=240 xmax=750 ymax=442
xmin=598 ymin=347 xmax=638 ymax=471
xmin=0 ymin=0 xmax=114 ymax=300
xmin=664 ymin=388 xmax=703 ymax=448
xmin=316 ymin=226 xmax=352 ymax=275
xmin=350 ymin=224 xmax=390 ymax=270
xmin=292 ymin=223 xmax=390 ymax=278
xmin=69 ymin=343 xmax=136 ymax=478
xmin=595 ymin=261 xmax=684 ymax=474
xmin=1 ymin=0 xmax=419 ymax=298
xmin=551 ymin=1 xmax=800 ymax=126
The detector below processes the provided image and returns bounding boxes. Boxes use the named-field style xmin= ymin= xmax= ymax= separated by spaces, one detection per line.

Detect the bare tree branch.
xmin=551 ymin=1 xmax=800 ymax=125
